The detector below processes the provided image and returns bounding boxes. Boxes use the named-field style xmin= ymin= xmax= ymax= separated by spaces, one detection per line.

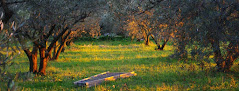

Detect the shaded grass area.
xmin=3 ymin=38 xmax=239 ymax=91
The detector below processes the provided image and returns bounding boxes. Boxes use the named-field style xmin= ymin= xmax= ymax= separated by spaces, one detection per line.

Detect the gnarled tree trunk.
xmin=52 ymin=31 xmax=71 ymax=60
xmin=38 ymin=46 xmax=48 ymax=75
xmin=159 ymin=39 xmax=169 ymax=50
xmin=224 ymin=41 xmax=239 ymax=71
xmin=52 ymin=42 xmax=58 ymax=60
xmin=38 ymin=26 xmax=68 ymax=75
xmin=151 ymin=34 xmax=169 ymax=50
xmin=52 ymin=42 xmax=65 ymax=60
xmin=210 ymin=39 xmax=239 ymax=72
xmin=24 ymin=45 xmax=38 ymax=73
xmin=145 ymin=35 xmax=150 ymax=46
xmin=210 ymin=38 xmax=224 ymax=71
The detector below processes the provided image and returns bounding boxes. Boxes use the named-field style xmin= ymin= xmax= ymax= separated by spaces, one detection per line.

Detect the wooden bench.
xmin=74 ymin=71 xmax=137 ymax=88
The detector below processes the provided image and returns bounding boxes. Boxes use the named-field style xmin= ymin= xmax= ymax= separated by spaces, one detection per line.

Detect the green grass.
xmin=2 ymin=38 xmax=239 ymax=91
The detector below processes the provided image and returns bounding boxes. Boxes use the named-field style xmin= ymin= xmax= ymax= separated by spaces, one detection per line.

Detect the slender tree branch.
xmin=45 ymin=24 xmax=56 ymax=40
xmin=46 ymin=27 xmax=69 ymax=53
xmin=23 ymin=49 xmax=31 ymax=57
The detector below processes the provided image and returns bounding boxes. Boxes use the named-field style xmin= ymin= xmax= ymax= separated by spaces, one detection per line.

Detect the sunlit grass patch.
xmin=5 ymin=39 xmax=239 ymax=90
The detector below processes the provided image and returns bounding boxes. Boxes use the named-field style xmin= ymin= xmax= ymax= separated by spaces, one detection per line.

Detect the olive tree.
xmin=13 ymin=0 xmax=102 ymax=75
xmin=164 ymin=0 xmax=239 ymax=72
xmin=181 ymin=0 xmax=238 ymax=72
xmin=126 ymin=10 xmax=157 ymax=45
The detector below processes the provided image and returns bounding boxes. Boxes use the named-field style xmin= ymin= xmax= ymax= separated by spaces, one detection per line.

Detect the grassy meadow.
xmin=3 ymin=38 xmax=239 ymax=90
